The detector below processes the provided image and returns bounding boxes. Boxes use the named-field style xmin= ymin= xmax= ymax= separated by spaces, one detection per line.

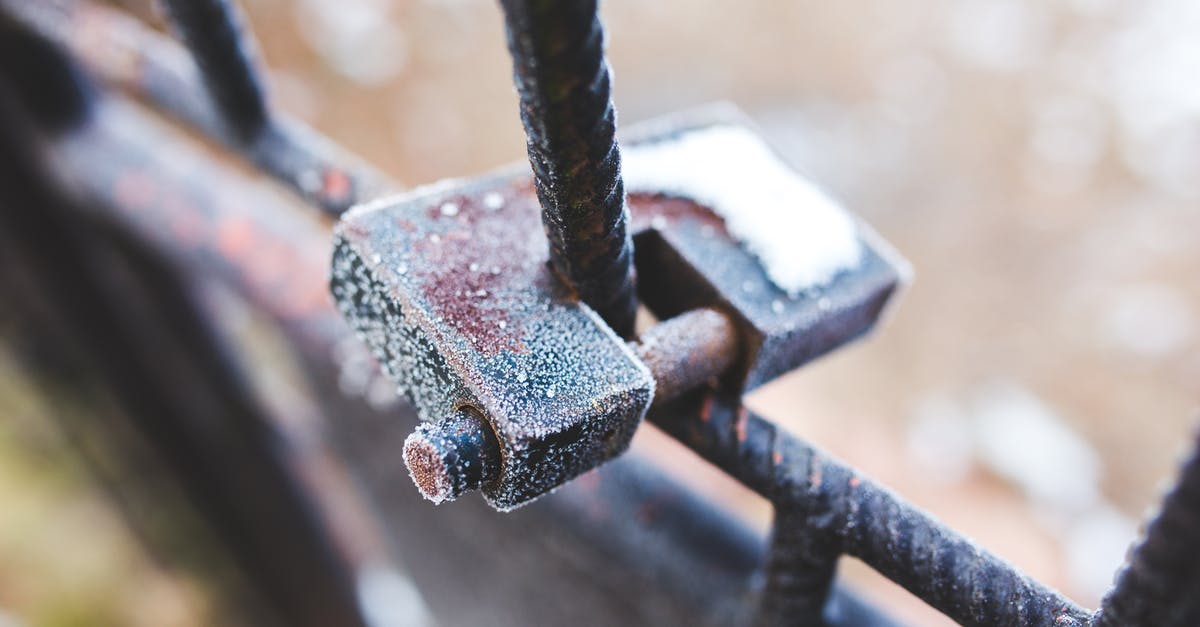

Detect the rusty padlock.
xmin=331 ymin=104 xmax=907 ymax=510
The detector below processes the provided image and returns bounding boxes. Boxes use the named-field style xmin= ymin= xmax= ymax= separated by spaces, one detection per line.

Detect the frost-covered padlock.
xmin=330 ymin=104 xmax=908 ymax=510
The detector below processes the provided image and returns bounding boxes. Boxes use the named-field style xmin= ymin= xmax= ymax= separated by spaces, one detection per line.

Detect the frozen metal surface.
xmin=625 ymin=106 xmax=908 ymax=393
xmin=331 ymin=174 xmax=654 ymax=510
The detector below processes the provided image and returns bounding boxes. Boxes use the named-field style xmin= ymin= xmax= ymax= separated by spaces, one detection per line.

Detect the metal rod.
xmin=404 ymin=407 xmax=503 ymax=504
xmin=498 ymin=0 xmax=639 ymax=337
xmin=160 ymin=0 xmax=268 ymax=141
xmin=1092 ymin=426 xmax=1200 ymax=627
xmin=4 ymin=0 xmax=389 ymax=215
xmin=649 ymin=389 xmax=1094 ymax=627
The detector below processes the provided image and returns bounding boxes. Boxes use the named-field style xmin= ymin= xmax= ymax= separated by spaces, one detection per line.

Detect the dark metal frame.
xmin=2 ymin=1 xmax=1197 ymax=625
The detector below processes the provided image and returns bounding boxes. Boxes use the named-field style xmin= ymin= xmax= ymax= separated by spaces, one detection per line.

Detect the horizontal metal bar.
xmin=650 ymin=389 xmax=1094 ymax=626
xmin=3 ymin=0 xmax=393 ymax=215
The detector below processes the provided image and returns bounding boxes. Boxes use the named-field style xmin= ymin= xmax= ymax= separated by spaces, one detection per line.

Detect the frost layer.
xmin=623 ymin=125 xmax=862 ymax=295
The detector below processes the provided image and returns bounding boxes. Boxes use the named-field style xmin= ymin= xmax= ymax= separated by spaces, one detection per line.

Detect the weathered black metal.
xmin=37 ymin=82 xmax=893 ymax=627
xmin=331 ymin=110 xmax=908 ymax=508
xmin=331 ymin=173 xmax=654 ymax=510
xmin=1093 ymin=426 xmax=1200 ymax=627
xmin=4 ymin=0 xmax=390 ymax=215
xmin=624 ymin=106 xmax=907 ymax=395
xmin=650 ymin=389 xmax=1094 ymax=627
xmin=0 ymin=83 xmax=368 ymax=627
xmin=0 ymin=10 xmax=91 ymax=133
xmin=404 ymin=407 xmax=503 ymax=503
xmin=17 ymin=3 xmax=1200 ymax=626
xmin=160 ymin=0 xmax=268 ymax=141
xmin=498 ymin=0 xmax=639 ymax=337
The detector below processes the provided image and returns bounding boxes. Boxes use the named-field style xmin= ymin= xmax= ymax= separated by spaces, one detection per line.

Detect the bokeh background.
xmin=2 ymin=0 xmax=1198 ymax=624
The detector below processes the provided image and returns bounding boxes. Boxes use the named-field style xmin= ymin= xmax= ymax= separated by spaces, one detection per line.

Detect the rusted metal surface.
xmin=1094 ymin=426 xmax=1200 ymax=627
xmin=651 ymin=388 xmax=1094 ymax=627
xmin=403 ymin=406 xmax=502 ymax=504
xmin=16 ymin=4 xmax=1200 ymax=626
xmin=33 ymin=83 xmax=892 ymax=626
xmin=633 ymin=307 xmax=740 ymax=409
xmin=331 ymin=173 xmax=654 ymax=509
xmin=626 ymin=109 xmax=906 ymax=395
xmin=393 ymin=307 xmax=737 ymax=504
xmin=499 ymin=0 xmax=639 ymax=337
xmin=3 ymin=0 xmax=391 ymax=215
xmin=334 ymin=109 xmax=906 ymax=508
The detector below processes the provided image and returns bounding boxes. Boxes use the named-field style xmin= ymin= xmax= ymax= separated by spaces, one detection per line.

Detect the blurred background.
xmin=2 ymin=0 xmax=1198 ymax=624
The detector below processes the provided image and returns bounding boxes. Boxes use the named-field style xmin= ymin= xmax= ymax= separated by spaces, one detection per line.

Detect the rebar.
xmin=649 ymin=390 xmax=1093 ymax=627
xmin=161 ymin=0 xmax=268 ymax=141
xmin=1092 ymin=427 xmax=1200 ymax=627
xmin=498 ymin=0 xmax=638 ymax=337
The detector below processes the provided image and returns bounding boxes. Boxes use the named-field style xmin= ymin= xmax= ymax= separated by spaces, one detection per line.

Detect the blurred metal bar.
xmin=1094 ymin=427 xmax=1200 ymax=627
xmin=0 ymin=82 xmax=368 ymax=627
xmin=498 ymin=0 xmax=639 ymax=337
xmin=2 ymin=0 xmax=392 ymax=215
xmin=160 ymin=0 xmax=268 ymax=141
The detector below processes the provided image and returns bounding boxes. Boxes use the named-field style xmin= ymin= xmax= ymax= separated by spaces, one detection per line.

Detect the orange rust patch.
xmin=735 ymin=406 xmax=748 ymax=443
xmin=321 ymin=168 xmax=351 ymax=203
xmin=699 ymin=393 xmax=714 ymax=423
xmin=217 ymin=216 xmax=256 ymax=259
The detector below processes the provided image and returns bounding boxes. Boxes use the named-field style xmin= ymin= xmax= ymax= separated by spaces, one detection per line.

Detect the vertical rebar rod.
xmin=498 ymin=0 xmax=638 ymax=337
xmin=1093 ymin=427 xmax=1200 ymax=627
xmin=160 ymin=0 xmax=268 ymax=142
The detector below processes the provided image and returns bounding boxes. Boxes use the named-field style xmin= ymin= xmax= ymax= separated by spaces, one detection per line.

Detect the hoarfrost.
xmin=622 ymin=125 xmax=862 ymax=295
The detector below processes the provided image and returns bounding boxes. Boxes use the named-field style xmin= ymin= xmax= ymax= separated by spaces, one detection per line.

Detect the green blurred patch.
xmin=0 ymin=349 xmax=206 ymax=627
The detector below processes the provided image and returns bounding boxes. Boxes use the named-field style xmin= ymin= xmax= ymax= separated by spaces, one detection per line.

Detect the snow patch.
xmin=623 ymin=125 xmax=863 ymax=295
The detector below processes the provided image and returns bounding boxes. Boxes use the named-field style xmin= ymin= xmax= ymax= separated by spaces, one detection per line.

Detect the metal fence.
xmin=1 ymin=1 xmax=1197 ymax=625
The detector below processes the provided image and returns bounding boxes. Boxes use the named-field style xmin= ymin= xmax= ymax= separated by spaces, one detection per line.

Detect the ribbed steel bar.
xmin=498 ymin=0 xmax=638 ymax=337
xmin=649 ymin=389 xmax=1093 ymax=627
xmin=160 ymin=0 xmax=268 ymax=141
xmin=1093 ymin=427 xmax=1200 ymax=627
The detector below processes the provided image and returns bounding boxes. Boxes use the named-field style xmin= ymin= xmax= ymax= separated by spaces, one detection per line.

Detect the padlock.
xmin=330 ymin=171 xmax=655 ymax=510
xmin=330 ymin=104 xmax=908 ymax=510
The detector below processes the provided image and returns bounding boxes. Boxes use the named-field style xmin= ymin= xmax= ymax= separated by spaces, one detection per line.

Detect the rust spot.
xmin=772 ymin=450 xmax=783 ymax=465
xmin=413 ymin=181 xmax=545 ymax=357
xmin=627 ymin=193 xmax=728 ymax=235
xmin=114 ymin=170 xmax=157 ymax=210
xmin=735 ymin=406 xmax=748 ymax=443
xmin=849 ymin=476 xmax=860 ymax=488
xmin=217 ymin=215 xmax=256 ymax=260
xmin=636 ymin=498 xmax=667 ymax=525
xmin=321 ymin=168 xmax=351 ymax=203
xmin=699 ymin=392 xmax=714 ymax=423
